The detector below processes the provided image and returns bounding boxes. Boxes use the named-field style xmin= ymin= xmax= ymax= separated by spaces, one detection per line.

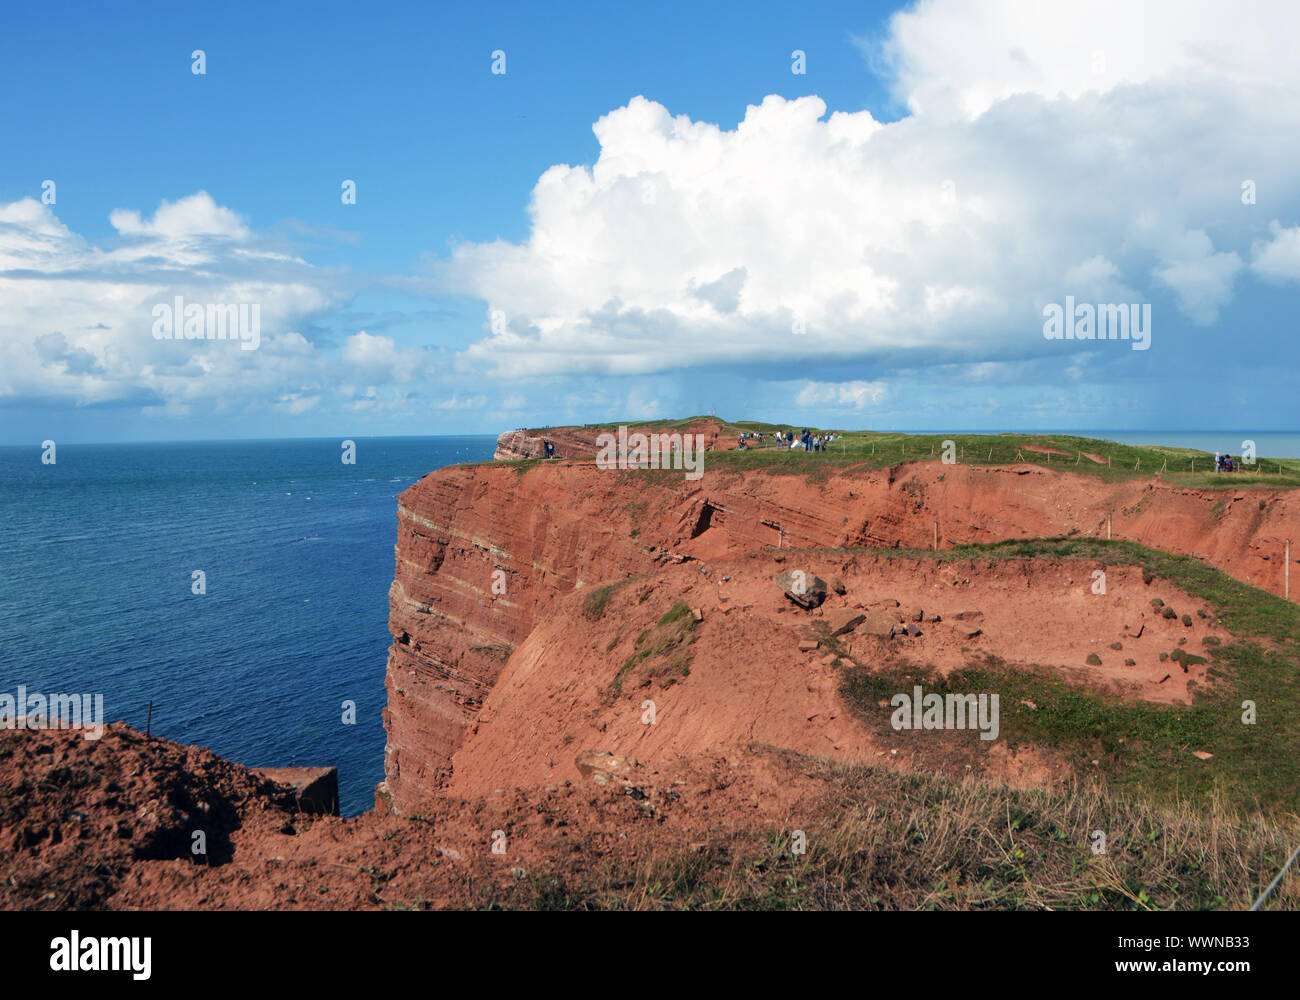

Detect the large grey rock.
xmin=774 ymin=569 xmax=828 ymax=609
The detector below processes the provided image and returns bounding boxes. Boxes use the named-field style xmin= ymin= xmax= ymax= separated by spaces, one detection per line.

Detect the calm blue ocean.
xmin=0 ymin=436 xmax=496 ymax=816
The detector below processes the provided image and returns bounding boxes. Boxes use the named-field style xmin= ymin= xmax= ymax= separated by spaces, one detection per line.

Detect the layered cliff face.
xmin=379 ymin=441 xmax=1300 ymax=815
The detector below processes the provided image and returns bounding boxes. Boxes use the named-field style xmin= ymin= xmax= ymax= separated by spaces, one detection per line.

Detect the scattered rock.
xmin=1109 ymin=641 xmax=1123 ymax=651
xmin=798 ymin=639 xmax=820 ymax=652
xmin=692 ymin=607 xmax=704 ymax=623
xmin=574 ymin=751 xmax=642 ymax=793
xmin=953 ymin=610 xmax=983 ymax=621
xmin=830 ymin=577 xmax=847 ymax=595
xmin=1019 ymin=700 xmax=1038 ymax=710
xmin=1161 ymin=606 xmax=1177 ymax=620
xmin=1124 ymin=658 xmax=1136 ymax=666
xmin=1191 ymin=750 xmax=1214 ymax=761
xmin=1085 ymin=653 xmax=1102 ymax=666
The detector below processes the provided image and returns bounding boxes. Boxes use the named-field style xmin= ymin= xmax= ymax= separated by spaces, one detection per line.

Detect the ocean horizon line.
xmin=2 ymin=428 xmax=1297 ymax=450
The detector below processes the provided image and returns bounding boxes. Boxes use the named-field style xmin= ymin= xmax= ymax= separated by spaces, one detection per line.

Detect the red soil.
xmin=0 ymin=724 xmax=830 ymax=909
xmin=446 ymin=557 xmax=1221 ymax=799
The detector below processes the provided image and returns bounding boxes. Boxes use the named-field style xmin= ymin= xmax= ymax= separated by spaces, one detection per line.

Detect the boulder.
xmin=827 ymin=609 xmax=866 ymax=636
xmin=774 ymin=569 xmax=828 ymax=609
xmin=859 ymin=609 xmax=899 ymax=638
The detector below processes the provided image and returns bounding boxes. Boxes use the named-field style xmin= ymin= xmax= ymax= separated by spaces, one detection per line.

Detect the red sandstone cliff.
xmin=493 ymin=418 xmax=730 ymax=460
xmin=379 ymin=444 xmax=1300 ymax=815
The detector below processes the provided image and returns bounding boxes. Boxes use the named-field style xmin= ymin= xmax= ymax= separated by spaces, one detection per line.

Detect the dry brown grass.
xmin=535 ymin=751 xmax=1300 ymax=910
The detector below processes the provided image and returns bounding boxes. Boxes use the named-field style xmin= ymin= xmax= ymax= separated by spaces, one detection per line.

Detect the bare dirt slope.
xmin=446 ymin=556 xmax=1225 ymax=799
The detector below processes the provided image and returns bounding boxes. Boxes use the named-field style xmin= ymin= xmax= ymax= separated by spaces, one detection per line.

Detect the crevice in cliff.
xmin=691 ymin=501 xmax=718 ymax=538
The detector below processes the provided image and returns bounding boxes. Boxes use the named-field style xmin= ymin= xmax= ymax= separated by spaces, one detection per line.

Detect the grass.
xmin=702 ymin=427 xmax=1300 ymax=488
xmin=467 ymin=749 xmax=1300 ymax=910
xmin=581 ymin=580 xmax=628 ymax=621
xmin=483 ymin=416 xmax=1300 ymax=489
xmin=610 ymin=602 xmax=697 ymax=694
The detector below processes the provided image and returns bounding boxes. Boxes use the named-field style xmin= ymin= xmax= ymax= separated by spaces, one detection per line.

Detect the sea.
xmin=2 ymin=428 xmax=1294 ymax=817
xmin=0 ymin=436 xmax=497 ymax=816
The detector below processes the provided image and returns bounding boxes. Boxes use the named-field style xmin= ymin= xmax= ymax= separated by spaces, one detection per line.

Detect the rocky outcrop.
xmin=253 ymin=766 xmax=339 ymax=815
xmin=380 ymin=443 xmax=1300 ymax=815
xmin=493 ymin=418 xmax=728 ymax=461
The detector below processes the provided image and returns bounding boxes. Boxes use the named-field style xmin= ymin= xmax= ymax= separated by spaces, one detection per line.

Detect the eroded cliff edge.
xmin=379 ymin=439 xmax=1300 ymax=815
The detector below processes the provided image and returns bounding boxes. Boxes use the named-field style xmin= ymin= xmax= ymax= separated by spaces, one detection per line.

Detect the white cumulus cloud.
xmin=435 ymin=0 xmax=1300 ymax=382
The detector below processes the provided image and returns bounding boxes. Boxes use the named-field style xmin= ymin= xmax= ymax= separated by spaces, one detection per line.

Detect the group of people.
xmin=1213 ymin=451 xmax=1236 ymax=472
xmin=737 ymin=429 xmax=839 ymax=452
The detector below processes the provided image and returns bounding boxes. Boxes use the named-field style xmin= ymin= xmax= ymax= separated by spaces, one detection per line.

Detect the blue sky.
xmin=1 ymin=0 xmax=1297 ymax=443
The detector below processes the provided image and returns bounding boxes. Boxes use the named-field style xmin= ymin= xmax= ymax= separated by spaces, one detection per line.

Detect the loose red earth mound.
xmin=0 ymin=724 xmax=832 ymax=909
xmin=0 ymin=724 xmax=300 ymax=907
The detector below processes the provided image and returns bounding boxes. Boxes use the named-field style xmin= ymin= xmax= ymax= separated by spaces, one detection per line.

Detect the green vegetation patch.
xmin=611 ymin=602 xmax=697 ymax=693
xmin=831 ymin=537 xmax=1300 ymax=812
